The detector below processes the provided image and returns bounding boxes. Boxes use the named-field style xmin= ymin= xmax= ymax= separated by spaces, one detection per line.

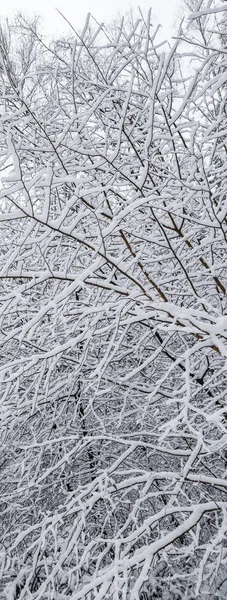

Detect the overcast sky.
xmin=1 ymin=0 xmax=181 ymax=40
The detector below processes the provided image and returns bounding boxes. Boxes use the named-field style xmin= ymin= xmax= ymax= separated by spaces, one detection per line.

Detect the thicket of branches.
xmin=0 ymin=1 xmax=227 ymax=598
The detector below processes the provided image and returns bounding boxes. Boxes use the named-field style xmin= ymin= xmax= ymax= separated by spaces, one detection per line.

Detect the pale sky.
xmin=1 ymin=0 xmax=181 ymax=40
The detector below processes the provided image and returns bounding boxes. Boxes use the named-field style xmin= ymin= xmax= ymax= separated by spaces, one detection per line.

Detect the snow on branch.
xmin=0 ymin=2 xmax=227 ymax=599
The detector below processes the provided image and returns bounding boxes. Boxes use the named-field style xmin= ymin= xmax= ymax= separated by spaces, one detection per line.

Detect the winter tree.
xmin=0 ymin=0 xmax=227 ymax=598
